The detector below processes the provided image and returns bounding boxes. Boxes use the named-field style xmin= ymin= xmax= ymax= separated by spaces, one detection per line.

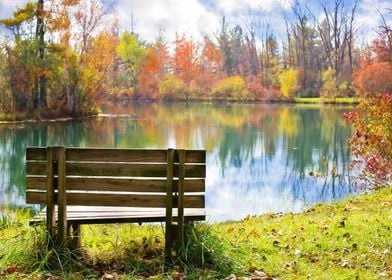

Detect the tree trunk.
xmin=36 ymin=0 xmax=47 ymax=108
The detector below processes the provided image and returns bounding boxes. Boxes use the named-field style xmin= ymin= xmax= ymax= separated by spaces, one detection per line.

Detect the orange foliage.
xmin=199 ymin=36 xmax=223 ymax=93
xmin=173 ymin=33 xmax=200 ymax=87
xmin=353 ymin=62 xmax=392 ymax=96
xmin=138 ymin=48 xmax=161 ymax=99
xmin=348 ymin=27 xmax=392 ymax=185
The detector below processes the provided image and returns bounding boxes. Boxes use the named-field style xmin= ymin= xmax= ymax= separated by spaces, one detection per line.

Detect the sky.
xmin=0 ymin=0 xmax=391 ymax=46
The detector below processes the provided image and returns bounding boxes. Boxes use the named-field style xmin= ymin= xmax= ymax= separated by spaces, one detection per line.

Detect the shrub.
xmin=211 ymin=76 xmax=248 ymax=101
xmin=157 ymin=74 xmax=184 ymax=101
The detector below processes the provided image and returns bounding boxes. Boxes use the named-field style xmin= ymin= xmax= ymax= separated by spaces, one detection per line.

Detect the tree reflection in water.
xmin=0 ymin=103 xmax=354 ymax=221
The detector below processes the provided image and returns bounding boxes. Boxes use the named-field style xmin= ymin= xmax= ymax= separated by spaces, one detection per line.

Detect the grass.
xmin=294 ymin=97 xmax=360 ymax=104
xmin=1 ymin=187 xmax=391 ymax=279
xmin=0 ymin=113 xmax=26 ymax=122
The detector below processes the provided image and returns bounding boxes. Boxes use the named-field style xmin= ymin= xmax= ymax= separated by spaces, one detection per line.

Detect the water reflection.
xmin=0 ymin=103 xmax=354 ymax=221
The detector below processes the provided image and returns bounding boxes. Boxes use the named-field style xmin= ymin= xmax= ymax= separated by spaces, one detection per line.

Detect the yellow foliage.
xmin=321 ymin=69 xmax=337 ymax=98
xmin=157 ymin=74 xmax=184 ymax=100
xmin=278 ymin=68 xmax=298 ymax=98
xmin=211 ymin=76 xmax=248 ymax=100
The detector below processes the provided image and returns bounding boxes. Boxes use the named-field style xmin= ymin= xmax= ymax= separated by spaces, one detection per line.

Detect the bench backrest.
xmin=26 ymin=147 xmax=206 ymax=209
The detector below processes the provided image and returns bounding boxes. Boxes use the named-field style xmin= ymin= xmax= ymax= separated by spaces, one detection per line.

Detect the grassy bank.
xmin=1 ymin=187 xmax=391 ymax=279
xmin=294 ymin=97 xmax=359 ymax=104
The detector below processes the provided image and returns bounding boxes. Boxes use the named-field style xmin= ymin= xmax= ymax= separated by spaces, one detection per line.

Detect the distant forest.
xmin=0 ymin=0 xmax=391 ymax=118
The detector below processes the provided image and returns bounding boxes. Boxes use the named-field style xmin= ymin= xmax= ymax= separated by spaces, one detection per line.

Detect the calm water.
xmin=0 ymin=103 xmax=356 ymax=221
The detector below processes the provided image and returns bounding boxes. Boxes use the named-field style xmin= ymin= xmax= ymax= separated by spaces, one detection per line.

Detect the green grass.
xmin=1 ymin=187 xmax=391 ymax=279
xmin=295 ymin=97 xmax=360 ymax=104
xmin=0 ymin=113 xmax=26 ymax=122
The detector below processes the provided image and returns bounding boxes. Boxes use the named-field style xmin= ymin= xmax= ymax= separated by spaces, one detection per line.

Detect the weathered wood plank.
xmin=26 ymin=176 xmax=205 ymax=192
xmin=177 ymin=149 xmax=185 ymax=250
xmin=46 ymin=147 xmax=56 ymax=238
xmin=174 ymin=163 xmax=206 ymax=178
xmin=27 ymin=149 xmax=206 ymax=164
xmin=165 ymin=149 xmax=174 ymax=258
xmin=65 ymin=162 xmax=206 ymax=178
xmin=26 ymin=161 xmax=47 ymax=175
xmin=66 ymin=148 xmax=167 ymax=163
xmin=66 ymin=162 xmax=167 ymax=177
xmin=26 ymin=191 xmax=205 ymax=208
xmin=175 ymin=149 xmax=206 ymax=163
xmin=26 ymin=147 xmax=47 ymax=161
xmin=26 ymin=191 xmax=46 ymax=204
xmin=57 ymin=146 xmax=67 ymax=245
xmin=30 ymin=206 xmax=205 ymax=225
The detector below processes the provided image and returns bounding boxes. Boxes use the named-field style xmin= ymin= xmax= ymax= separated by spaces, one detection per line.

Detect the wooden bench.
xmin=26 ymin=146 xmax=206 ymax=257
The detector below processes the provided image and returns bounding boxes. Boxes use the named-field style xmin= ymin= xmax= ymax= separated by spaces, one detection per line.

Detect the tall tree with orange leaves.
xmin=199 ymin=36 xmax=223 ymax=93
xmin=173 ymin=33 xmax=200 ymax=89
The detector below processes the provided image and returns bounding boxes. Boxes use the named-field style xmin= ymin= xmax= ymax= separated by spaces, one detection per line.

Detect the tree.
xmin=279 ymin=68 xmax=298 ymax=98
xmin=138 ymin=48 xmax=161 ymax=99
xmin=316 ymin=0 xmax=358 ymax=81
xmin=347 ymin=23 xmax=392 ymax=186
xmin=173 ymin=33 xmax=200 ymax=87
xmin=117 ymin=32 xmax=147 ymax=97
xmin=0 ymin=2 xmax=46 ymax=110
xmin=199 ymin=36 xmax=222 ymax=93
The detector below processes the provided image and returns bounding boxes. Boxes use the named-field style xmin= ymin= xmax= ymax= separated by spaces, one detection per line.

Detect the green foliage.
xmin=116 ymin=32 xmax=147 ymax=90
xmin=279 ymin=68 xmax=298 ymax=98
xmin=211 ymin=76 xmax=248 ymax=101
xmin=321 ymin=69 xmax=352 ymax=99
xmin=157 ymin=74 xmax=184 ymax=100
xmin=0 ymin=2 xmax=35 ymax=28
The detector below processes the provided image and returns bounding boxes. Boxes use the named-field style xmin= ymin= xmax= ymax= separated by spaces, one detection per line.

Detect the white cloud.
xmin=114 ymin=0 xmax=221 ymax=43
xmin=356 ymin=0 xmax=392 ymax=45
xmin=0 ymin=0 xmax=28 ymax=18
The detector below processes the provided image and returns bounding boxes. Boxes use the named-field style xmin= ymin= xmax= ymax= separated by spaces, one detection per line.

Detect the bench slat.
xmin=30 ymin=206 xmax=205 ymax=225
xmin=26 ymin=161 xmax=47 ymax=175
xmin=26 ymin=191 xmax=205 ymax=208
xmin=66 ymin=148 xmax=167 ymax=163
xmin=27 ymin=162 xmax=206 ymax=178
xmin=27 ymin=148 xmax=206 ymax=163
xmin=67 ymin=162 xmax=206 ymax=178
xmin=26 ymin=147 xmax=46 ymax=161
xmin=26 ymin=176 xmax=205 ymax=192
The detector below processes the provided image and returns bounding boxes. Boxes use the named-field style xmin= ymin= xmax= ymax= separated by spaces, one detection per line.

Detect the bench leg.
xmin=68 ymin=223 xmax=82 ymax=251
xmin=164 ymin=223 xmax=175 ymax=264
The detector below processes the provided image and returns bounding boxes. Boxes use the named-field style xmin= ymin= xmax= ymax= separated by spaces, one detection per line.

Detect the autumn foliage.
xmin=347 ymin=27 xmax=392 ymax=186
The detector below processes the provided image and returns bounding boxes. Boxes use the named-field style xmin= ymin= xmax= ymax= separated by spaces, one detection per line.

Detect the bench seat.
xmin=30 ymin=206 xmax=205 ymax=225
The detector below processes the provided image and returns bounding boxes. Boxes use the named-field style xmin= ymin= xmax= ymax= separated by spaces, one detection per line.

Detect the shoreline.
xmin=0 ymin=98 xmax=358 ymax=124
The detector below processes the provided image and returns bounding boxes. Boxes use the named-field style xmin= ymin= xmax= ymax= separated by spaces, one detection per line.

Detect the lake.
xmin=0 ymin=102 xmax=357 ymax=221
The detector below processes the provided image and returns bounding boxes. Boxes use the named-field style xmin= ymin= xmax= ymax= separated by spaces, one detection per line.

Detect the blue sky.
xmin=0 ymin=0 xmax=391 ymax=45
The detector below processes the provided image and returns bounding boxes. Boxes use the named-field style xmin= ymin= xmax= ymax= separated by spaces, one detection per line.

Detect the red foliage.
xmin=349 ymin=26 xmax=392 ymax=186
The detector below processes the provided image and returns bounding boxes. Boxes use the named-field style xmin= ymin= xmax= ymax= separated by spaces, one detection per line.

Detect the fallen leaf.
xmin=6 ymin=266 xmax=16 ymax=274
xmin=102 ymin=272 xmax=114 ymax=280
xmin=225 ymin=273 xmax=237 ymax=280
xmin=343 ymin=232 xmax=352 ymax=239
xmin=338 ymin=220 xmax=345 ymax=228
